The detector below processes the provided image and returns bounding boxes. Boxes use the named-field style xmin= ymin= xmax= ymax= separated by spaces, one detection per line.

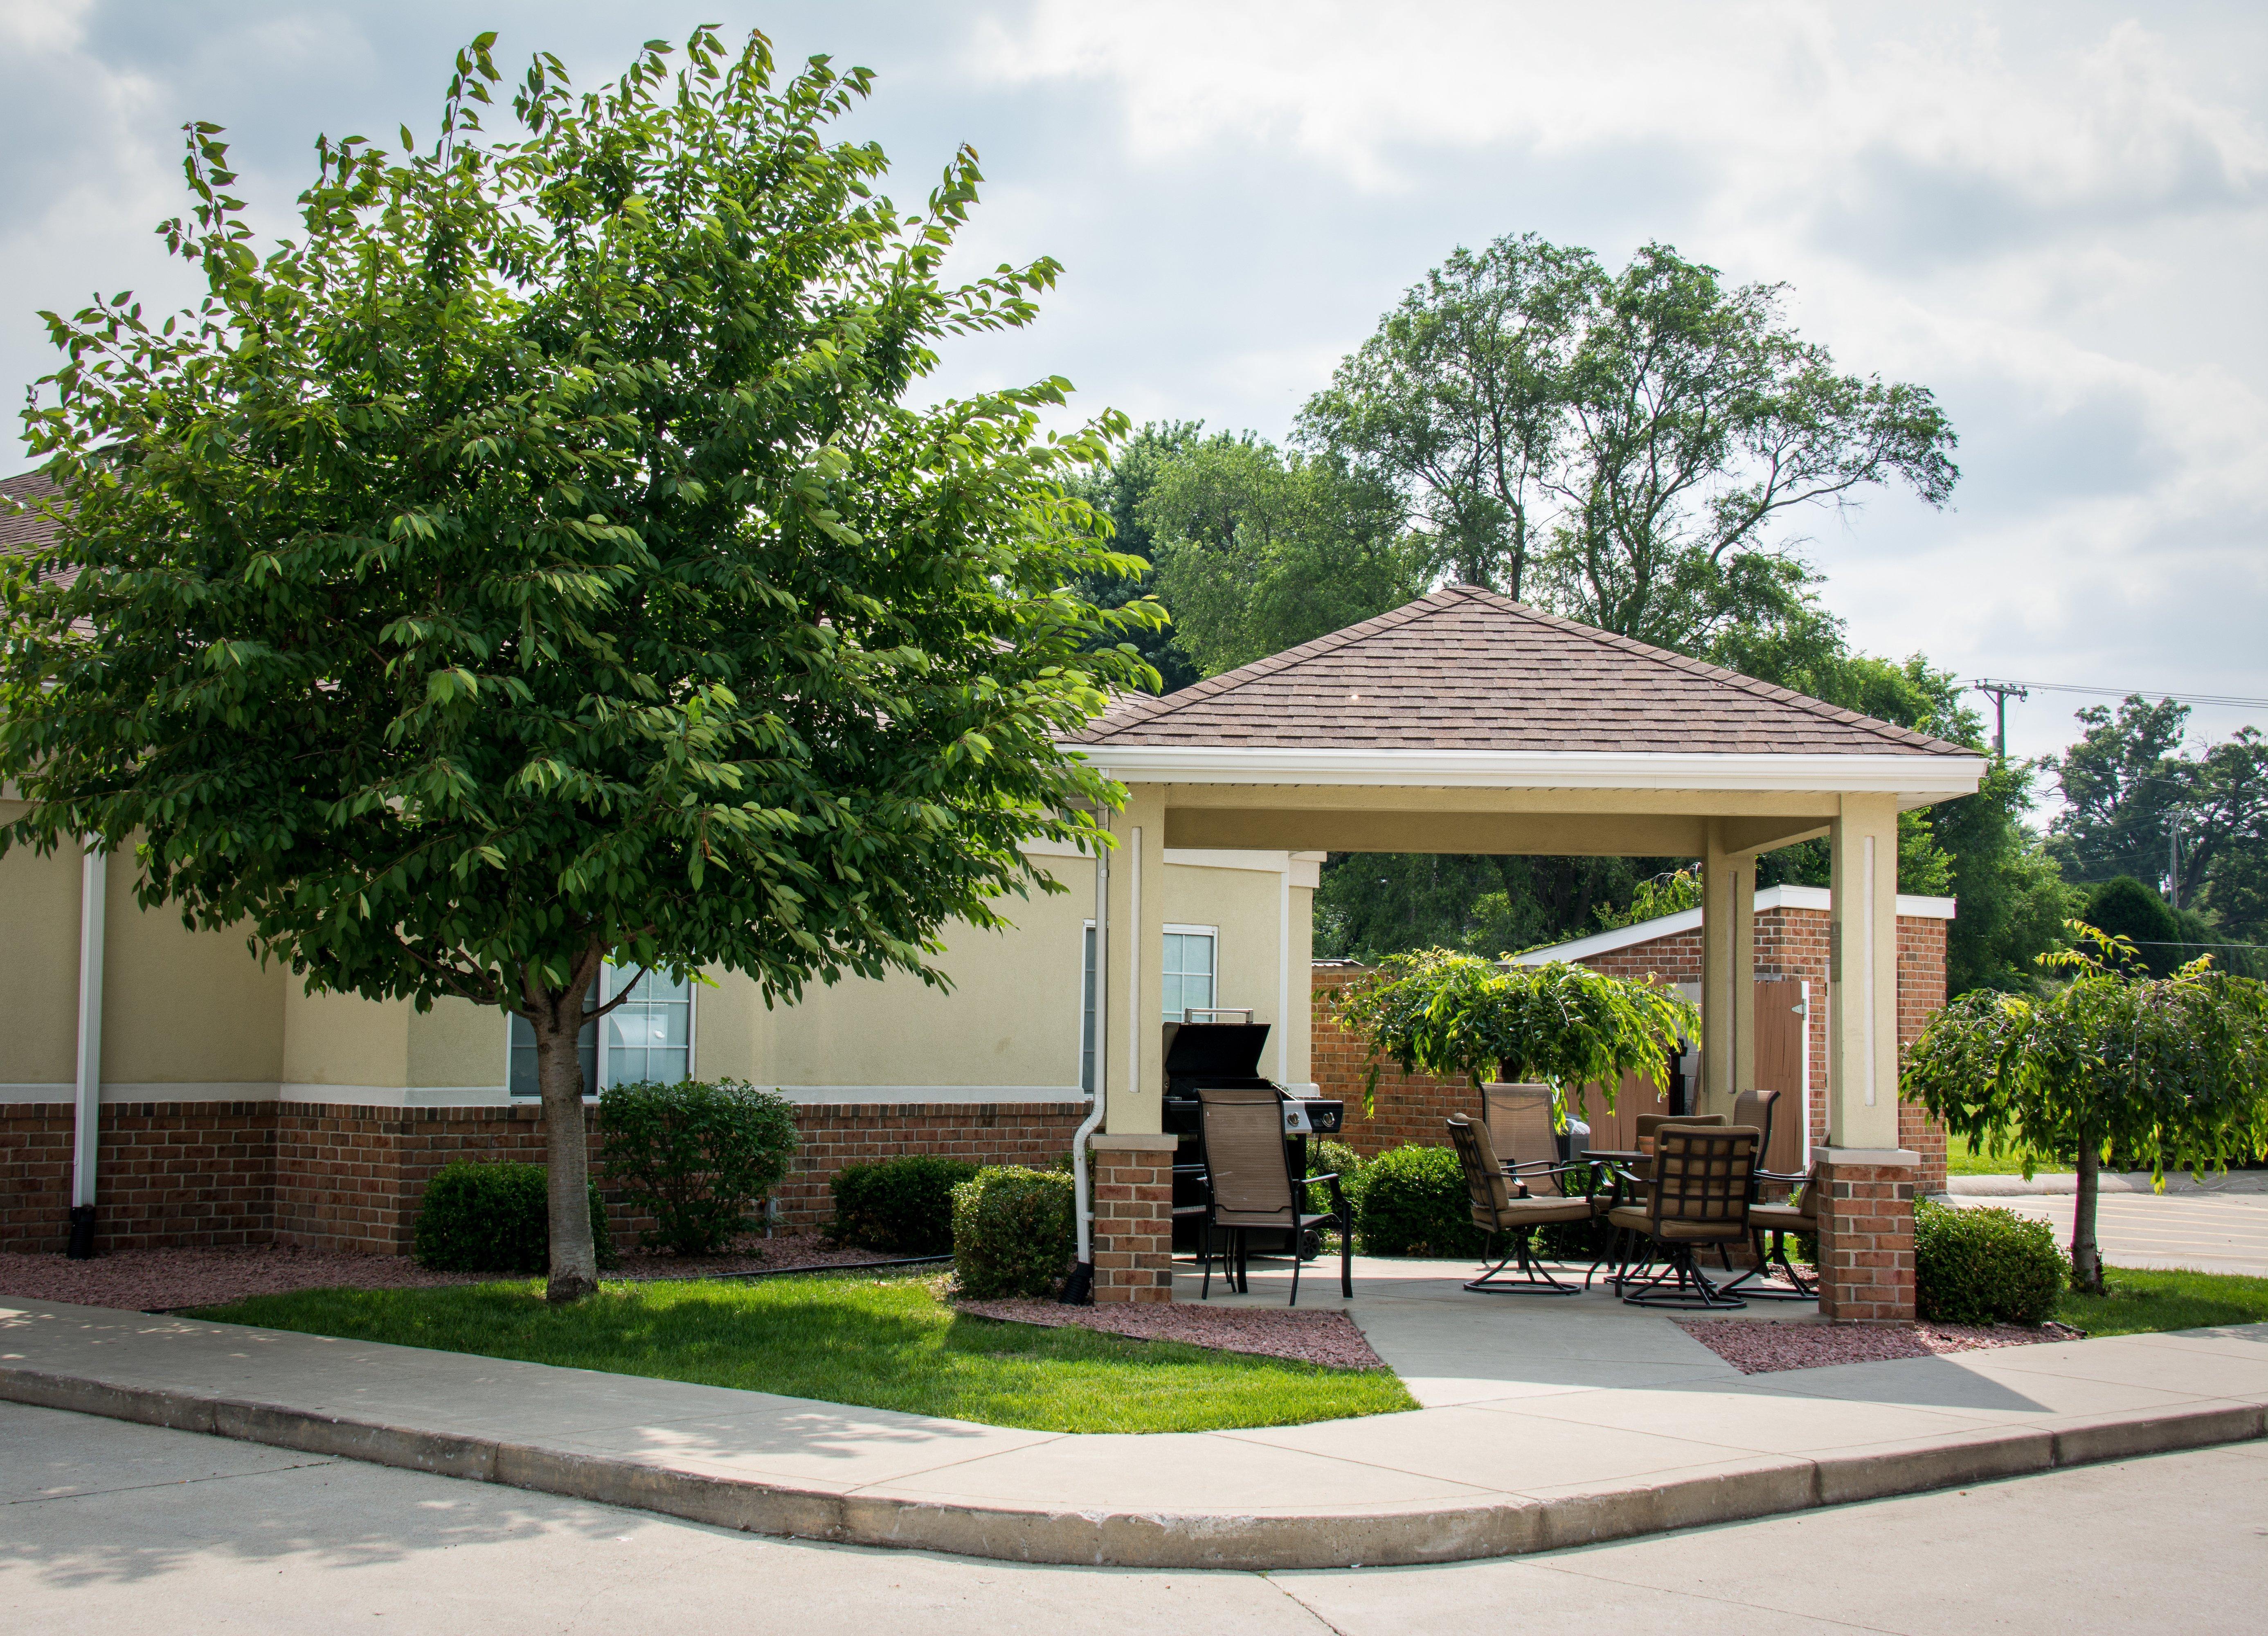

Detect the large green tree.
xmin=0 ymin=30 xmax=1156 ymax=1301
xmin=1065 ymin=420 xmax=1206 ymax=692
xmin=1140 ymin=431 xmax=1424 ymax=676
xmin=1297 ymin=234 xmax=1959 ymax=654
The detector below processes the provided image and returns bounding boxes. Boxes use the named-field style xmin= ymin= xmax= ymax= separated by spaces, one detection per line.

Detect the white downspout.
xmin=1066 ymin=824 xmax=1109 ymax=1299
xmin=70 ymin=841 xmax=106 ymax=1256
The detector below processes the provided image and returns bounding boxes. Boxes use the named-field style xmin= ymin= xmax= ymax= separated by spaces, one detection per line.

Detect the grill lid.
xmin=1162 ymin=1020 xmax=1272 ymax=1083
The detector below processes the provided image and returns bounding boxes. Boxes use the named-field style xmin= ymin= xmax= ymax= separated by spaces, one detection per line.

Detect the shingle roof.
xmin=1071 ymin=584 xmax=1969 ymax=757
xmin=0 ymin=469 xmax=61 ymax=554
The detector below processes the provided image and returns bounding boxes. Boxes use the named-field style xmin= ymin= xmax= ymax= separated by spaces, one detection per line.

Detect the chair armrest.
xmin=1753 ymin=1166 xmax=1807 ymax=1185
xmin=1300 ymin=1172 xmax=1349 ymax=1219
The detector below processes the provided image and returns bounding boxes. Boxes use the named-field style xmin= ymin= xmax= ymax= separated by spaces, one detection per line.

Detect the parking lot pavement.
xmin=1948 ymin=1189 xmax=2268 ymax=1277
xmin=6 ymin=1400 xmax=2266 ymax=1635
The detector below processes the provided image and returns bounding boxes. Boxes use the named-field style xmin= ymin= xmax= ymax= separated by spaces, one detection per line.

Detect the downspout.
xmin=68 ymin=841 xmax=106 ymax=1258
xmin=1060 ymin=822 xmax=1109 ymax=1305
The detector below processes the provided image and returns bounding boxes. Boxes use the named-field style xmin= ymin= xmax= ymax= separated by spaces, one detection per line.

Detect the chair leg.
xmin=1199 ymin=1222 xmax=1213 ymax=1301
xmin=1339 ymin=1206 xmax=1353 ymax=1299
xmin=1466 ymin=1228 xmax=1580 ymax=1295
xmin=1289 ymin=1238 xmax=1302 ymax=1308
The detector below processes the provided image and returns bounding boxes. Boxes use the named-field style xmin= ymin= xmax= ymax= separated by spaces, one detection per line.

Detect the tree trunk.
xmin=2070 ymin=1138 xmax=2104 ymax=1296
xmin=530 ymin=1000 xmax=600 ymax=1304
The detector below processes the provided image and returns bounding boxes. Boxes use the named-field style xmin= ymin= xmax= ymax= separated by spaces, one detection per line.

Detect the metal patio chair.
xmin=1447 ymin=1116 xmax=1604 ymax=1296
xmin=1606 ymin=1124 xmax=1762 ymax=1309
xmin=1196 ymin=1085 xmax=1351 ymax=1307
xmin=1721 ymin=1152 xmax=1821 ymax=1300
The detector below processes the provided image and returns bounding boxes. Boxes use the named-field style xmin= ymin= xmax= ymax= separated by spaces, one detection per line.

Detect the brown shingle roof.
xmin=1071 ymin=585 xmax=1968 ymax=757
xmin=0 ymin=469 xmax=61 ymax=554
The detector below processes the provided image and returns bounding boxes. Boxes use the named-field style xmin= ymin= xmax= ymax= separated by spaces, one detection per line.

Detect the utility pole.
xmin=1971 ymin=679 xmax=2030 ymax=758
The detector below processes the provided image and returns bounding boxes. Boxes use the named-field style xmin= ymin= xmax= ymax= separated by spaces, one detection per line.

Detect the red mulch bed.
xmin=0 ymin=1234 xmax=889 ymax=1313
xmin=1678 ymin=1316 xmax=2088 ymax=1374
xmin=954 ymin=1296 xmax=1386 ymax=1371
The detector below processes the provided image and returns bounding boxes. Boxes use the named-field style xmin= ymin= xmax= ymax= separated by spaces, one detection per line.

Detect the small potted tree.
xmin=1334 ymin=948 xmax=1698 ymax=1119
xmin=1905 ymin=924 xmax=2268 ymax=1294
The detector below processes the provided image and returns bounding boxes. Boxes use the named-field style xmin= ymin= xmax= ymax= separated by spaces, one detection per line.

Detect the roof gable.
xmin=1073 ymin=585 xmax=1969 ymax=758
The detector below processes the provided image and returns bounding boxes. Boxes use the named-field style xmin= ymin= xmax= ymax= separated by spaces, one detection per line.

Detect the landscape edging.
xmin=2 ymin=1362 xmax=2260 ymax=1568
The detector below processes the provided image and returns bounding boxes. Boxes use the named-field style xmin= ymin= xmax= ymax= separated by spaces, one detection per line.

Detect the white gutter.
xmin=1064 ymin=745 xmax=1985 ymax=798
xmin=1066 ymin=825 xmax=1108 ymax=1300
xmin=70 ymin=841 xmax=105 ymax=1255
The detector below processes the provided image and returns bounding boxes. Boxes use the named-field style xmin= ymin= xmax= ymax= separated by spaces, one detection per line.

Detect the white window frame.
xmin=1161 ymin=922 xmax=1220 ymax=1023
xmin=507 ymin=964 xmax=698 ymax=1099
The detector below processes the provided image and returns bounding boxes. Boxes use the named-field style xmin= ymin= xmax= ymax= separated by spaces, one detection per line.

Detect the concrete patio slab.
xmin=4 ymin=1280 xmax=2265 ymax=1570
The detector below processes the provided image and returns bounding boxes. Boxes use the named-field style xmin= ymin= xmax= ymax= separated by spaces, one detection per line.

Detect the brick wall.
xmin=1 ymin=1097 xmax=1085 ymax=1258
xmin=1310 ymin=908 xmax=1951 ymax=1194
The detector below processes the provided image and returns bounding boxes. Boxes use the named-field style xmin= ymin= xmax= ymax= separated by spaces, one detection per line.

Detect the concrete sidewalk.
xmin=6 ymin=1276 xmax=2266 ymax=1569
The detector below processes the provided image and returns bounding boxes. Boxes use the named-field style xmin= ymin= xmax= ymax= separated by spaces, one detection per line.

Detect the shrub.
xmin=952 ymin=1166 xmax=1076 ymax=1298
xmin=1915 ymin=1197 xmax=2068 ymax=1326
xmin=411 ymin=1160 xmax=618 ymax=1274
xmin=1354 ymin=1144 xmax=1488 ymax=1258
xmin=1306 ymin=1138 xmax=1364 ymax=1220
xmin=598 ymin=1079 xmax=800 ymax=1256
xmin=830 ymin=1154 xmax=981 ymax=1255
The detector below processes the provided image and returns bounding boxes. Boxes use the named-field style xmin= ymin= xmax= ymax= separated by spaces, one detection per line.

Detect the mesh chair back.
xmin=1199 ymin=1086 xmax=1294 ymax=1227
xmin=1482 ymin=1083 xmax=1562 ymax=1193
xmin=1648 ymin=1125 xmax=1760 ymax=1238
xmin=1636 ymin=1111 xmax=1724 ymax=1145
xmin=1731 ymin=1088 xmax=1780 ymax=1155
xmin=1446 ymin=1117 xmax=1513 ymax=1228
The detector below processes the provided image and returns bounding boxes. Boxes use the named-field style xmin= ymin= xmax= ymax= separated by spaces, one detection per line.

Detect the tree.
xmin=1298 ymin=234 xmax=1959 ymax=656
xmin=1141 ymin=432 xmax=1424 ymax=677
xmin=2047 ymin=697 xmax=2268 ymax=910
xmin=1066 ymin=420 xmax=1205 ymax=693
xmin=1334 ymin=949 xmax=1697 ymax=1119
xmin=1905 ymin=927 xmax=2268 ymax=1294
xmin=0 ymin=29 xmax=1158 ymax=1301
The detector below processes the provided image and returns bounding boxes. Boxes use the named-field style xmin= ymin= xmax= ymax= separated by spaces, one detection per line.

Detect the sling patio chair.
xmin=1195 ymin=1085 xmax=1352 ymax=1307
xmin=1481 ymin=1083 xmax=1572 ymax=1196
xmin=1606 ymin=1124 xmax=1762 ymax=1310
xmin=1720 ymin=1152 xmax=1821 ymax=1300
xmin=1446 ymin=1115 xmax=1605 ymax=1296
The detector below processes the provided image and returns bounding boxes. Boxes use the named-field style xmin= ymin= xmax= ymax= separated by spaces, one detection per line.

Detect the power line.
xmin=1972 ymin=679 xmax=2268 ymax=712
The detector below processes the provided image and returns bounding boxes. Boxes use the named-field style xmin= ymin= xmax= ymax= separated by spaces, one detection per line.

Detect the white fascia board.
xmin=1512 ymin=887 xmax=1958 ymax=965
xmin=1062 ymin=745 xmax=1986 ymax=798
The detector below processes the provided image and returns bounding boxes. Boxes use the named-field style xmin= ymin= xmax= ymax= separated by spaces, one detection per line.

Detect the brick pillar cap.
xmin=1819 ymin=1147 xmax=1922 ymax=1167
xmin=1090 ymin=1133 xmax=1178 ymax=1152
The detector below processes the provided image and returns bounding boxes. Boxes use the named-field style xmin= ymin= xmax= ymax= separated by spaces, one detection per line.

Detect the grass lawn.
xmin=191 ymin=1273 xmax=1417 ymax=1435
xmin=1945 ymin=1133 xmax=2071 ymax=1177
xmin=2057 ymin=1266 xmax=2268 ymax=1338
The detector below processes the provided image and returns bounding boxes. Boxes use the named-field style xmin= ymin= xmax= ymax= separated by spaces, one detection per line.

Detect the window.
xmin=1161 ymin=925 xmax=1217 ymax=1022
xmin=510 ymin=964 xmax=693 ymax=1097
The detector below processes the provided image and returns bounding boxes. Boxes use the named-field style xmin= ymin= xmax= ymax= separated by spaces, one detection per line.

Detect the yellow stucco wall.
xmin=0 ymin=820 xmax=86 ymax=1088
xmin=98 ymin=848 xmax=285 ymax=1088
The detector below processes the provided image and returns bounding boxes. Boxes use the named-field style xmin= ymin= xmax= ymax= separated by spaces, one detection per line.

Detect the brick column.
xmin=1814 ymin=1148 xmax=1918 ymax=1322
xmin=1090 ymin=1133 xmax=1176 ymax=1304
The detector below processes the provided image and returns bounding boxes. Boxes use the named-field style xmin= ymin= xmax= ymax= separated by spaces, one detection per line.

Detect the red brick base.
xmin=1090 ymin=1134 xmax=1175 ymax=1304
xmin=1814 ymin=1156 xmax=1917 ymax=1322
xmin=1 ymin=1099 xmax=1084 ymax=1258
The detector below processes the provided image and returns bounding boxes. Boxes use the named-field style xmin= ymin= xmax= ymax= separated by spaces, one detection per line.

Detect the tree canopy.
xmin=0 ymin=28 xmax=1158 ymax=1299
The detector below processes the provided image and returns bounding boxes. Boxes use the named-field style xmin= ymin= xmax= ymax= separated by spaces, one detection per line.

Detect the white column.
xmin=1827 ymin=793 xmax=1902 ymax=1150
xmin=1276 ymin=862 xmax=1292 ymax=1084
xmin=1104 ymin=784 xmax=1167 ymax=1135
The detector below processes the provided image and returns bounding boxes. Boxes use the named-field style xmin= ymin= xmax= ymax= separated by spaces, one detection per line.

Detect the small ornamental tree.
xmin=1334 ymin=949 xmax=1697 ymax=1119
xmin=1905 ymin=925 xmax=2268 ymax=1293
xmin=0 ymin=30 xmax=1159 ymax=1302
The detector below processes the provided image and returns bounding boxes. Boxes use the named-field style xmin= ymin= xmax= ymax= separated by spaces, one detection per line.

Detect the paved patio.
xmin=5 ymin=1259 xmax=2265 ymax=1569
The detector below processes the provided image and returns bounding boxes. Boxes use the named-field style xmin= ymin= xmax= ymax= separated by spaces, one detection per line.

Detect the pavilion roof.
xmin=1069 ymin=585 xmax=1970 ymax=758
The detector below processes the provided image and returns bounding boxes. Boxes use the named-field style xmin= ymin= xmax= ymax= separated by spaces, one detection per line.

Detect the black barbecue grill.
xmin=1162 ymin=1013 xmax=1343 ymax=1255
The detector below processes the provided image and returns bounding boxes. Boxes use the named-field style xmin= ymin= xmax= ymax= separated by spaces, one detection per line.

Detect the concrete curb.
xmin=2 ymin=1362 xmax=2261 ymax=1568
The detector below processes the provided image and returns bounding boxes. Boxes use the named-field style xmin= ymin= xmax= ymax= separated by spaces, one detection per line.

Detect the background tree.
xmin=2047 ymin=697 xmax=2268 ymax=911
xmin=1905 ymin=927 xmax=2268 ymax=1293
xmin=1140 ymin=431 xmax=1423 ymax=676
xmin=0 ymin=29 xmax=1157 ymax=1301
xmin=1065 ymin=419 xmax=1204 ymax=692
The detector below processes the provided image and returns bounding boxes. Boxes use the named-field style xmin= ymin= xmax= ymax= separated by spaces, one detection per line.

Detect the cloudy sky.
xmin=3 ymin=0 xmax=2262 ymax=771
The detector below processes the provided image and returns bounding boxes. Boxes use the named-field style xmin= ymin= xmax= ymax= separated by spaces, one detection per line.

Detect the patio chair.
xmin=1597 ymin=1113 xmax=1728 ymax=1288
xmin=1606 ymin=1124 xmax=1761 ymax=1309
xmin=1196 ymin=1085 xmax=1351 ymax=1307
xmin=1720 ymin=1153 xmax=1820 ymax=1300
xmin=1481 ymin=1083 xmax=1568 ymax=1197
xmin=1730 ymin=1088 xmax=1780 ymax=1160
xmin=1446 ymin=1116 xmax=1604 ymax=1296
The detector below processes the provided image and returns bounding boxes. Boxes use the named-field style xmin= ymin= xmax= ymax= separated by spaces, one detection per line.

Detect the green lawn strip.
xmin=190 ymin=1274 xmax=1417 ymax=1435
xmin=1945 ymin=1133 xmax=2070 ymax=1178
xmin=2056 ymin=1266 xmax=2268 ymax=1338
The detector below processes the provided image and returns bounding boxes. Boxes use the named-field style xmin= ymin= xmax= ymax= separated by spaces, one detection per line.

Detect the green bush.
xmin=830 ymin=1154 xmax=981 ymax=1255
xmin=598 ymin=1079 xmax=800 ymax=1256
xmin=411 ymin=1160 xmax=618 ymax=1274
xmin=951 ymin=1166 xmax=1076 ymax=1298
xmin=1915 ymin=1197 xmax=2068 ymax=1326
xmin=1354 ymin=1144 xmax=1488 ymax=1258
xmin=1306 ymin=1138 xmax=1364 ymax=1220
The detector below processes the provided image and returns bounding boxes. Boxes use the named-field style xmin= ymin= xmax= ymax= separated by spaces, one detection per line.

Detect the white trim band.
xmin=1065 ymin=745 xmax=1986 ymax=796
xmin=1514 ymin=885 xmax=1956 ymax=966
